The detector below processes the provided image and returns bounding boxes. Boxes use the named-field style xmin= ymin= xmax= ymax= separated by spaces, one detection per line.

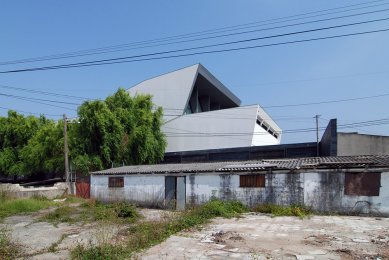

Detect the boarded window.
xmin=108 ymin=177 xmax=124 ymax=188
xmin=240 ymin=174 xmax=265 ymax=188
xmin=344 ymin=172 xmax=380 ymax=196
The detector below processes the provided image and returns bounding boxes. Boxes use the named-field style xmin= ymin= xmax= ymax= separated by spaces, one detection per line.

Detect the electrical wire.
xmin=0 ymin=84 xmax=91 ymax=101
xmin=2 ymin=22 xmax=389 ymax=73
xmin=1 ymin=0 xmax=387 ymax=65
xmin=163 ymin=118 xmax=389 ymax=137
xmin=0 ymin=106 xmax=63 ymax=117
xmin=0 ymin=92 xmax=81 ymax=106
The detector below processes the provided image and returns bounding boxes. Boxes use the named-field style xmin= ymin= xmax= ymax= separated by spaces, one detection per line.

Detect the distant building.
xmin=127 ymin=64 xmax=281 ymax=153
xmin=163 ymin=119 xmax=389 ymax=163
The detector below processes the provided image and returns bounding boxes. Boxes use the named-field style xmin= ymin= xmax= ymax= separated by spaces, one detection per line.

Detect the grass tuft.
xmin=0 ymin=197 xmax=54 ymax=219
xmin=0 ymin=228 xmax=21 ymax=258
xmin=253 ymin=204 xmax=312 ymax=218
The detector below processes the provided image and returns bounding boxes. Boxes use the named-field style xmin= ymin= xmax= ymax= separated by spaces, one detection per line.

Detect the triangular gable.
xmin=127 ymin=64 xmax=241 ymax=118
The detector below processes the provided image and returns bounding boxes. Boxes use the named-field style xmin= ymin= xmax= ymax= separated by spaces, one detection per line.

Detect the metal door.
xmin=165 ymin=176 xmax=176 ymax=209
xmin=176 ymin=176 xmax=186 ymax=210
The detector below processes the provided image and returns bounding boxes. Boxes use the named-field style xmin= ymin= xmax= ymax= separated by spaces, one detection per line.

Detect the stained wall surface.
xmin=90 ymin=171 xmax=389 ymax=215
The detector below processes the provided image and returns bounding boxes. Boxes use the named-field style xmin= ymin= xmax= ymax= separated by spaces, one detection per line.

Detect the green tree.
xmin=19 ymin=121 xmax=64 ymax=175
xmin=74 ymin=88 xmax=166 ymax=171
xmin=0 ymin=88 xmax=166 ymax=176
xmin=0 ymin=111 xmax=50 ymax=176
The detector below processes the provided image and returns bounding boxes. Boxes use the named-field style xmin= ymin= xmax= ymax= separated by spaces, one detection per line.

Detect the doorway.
xmin=165 ymin=176 xmax=186 ymax=210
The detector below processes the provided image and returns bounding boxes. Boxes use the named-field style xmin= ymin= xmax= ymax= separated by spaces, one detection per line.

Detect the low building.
xmin=90 ymin=155 xmax=389 ymax=216
xmin=127 ymin=64 xmax=281 ymax=153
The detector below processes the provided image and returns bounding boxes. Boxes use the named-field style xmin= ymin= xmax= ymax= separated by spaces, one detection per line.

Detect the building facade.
xmin=90 ymin=155 xmax=389 ymax=216
xmin=127 ymin=64 xmax=281 ymax=153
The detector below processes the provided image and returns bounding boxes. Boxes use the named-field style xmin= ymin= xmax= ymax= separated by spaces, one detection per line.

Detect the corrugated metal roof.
xmin=92 ymin=155 xmax=389 ymax=175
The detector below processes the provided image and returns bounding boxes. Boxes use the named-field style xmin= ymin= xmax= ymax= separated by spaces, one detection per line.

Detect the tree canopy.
xmin=0 ymin=88 xmax=166 ymax=177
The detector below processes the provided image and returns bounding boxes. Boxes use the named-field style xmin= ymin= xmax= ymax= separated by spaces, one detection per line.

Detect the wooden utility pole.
xmin=315 ymin=115 xmax=320 ymax=157
xmin=63 ymin=114 xmax=70 ymax=186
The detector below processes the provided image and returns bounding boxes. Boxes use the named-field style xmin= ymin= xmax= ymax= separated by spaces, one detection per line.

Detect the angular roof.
xmin=92 ymin=155 xmax=389 ymax=175
xmin=127 ymin=64 xmax=241 ymax=119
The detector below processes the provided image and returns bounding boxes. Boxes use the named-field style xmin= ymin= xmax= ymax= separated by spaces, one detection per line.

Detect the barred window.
xmin=108 ymin=177 xmax=124 ymax=188
xmin=240 ymin=174 xmax=265 ymax=188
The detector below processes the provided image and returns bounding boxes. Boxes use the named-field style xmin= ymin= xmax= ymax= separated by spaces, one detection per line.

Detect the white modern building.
xmin=127 ymin=64 xmax=281 ymax=153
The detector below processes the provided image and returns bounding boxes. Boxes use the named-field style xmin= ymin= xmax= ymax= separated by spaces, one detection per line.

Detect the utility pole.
xmin=63 ymin=114 xmax=70 ymax=192
xmin=315 ymin=115 xmax=320 ymax=157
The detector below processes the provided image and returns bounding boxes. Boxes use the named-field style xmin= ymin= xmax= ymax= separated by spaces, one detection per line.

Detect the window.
xmin=240 ymin=174 xmax=265 ymax=188
xmin=108 ymin=177 xmax=124 ymax=188
xmin=344 ymin=172 xmax=380 ymax=196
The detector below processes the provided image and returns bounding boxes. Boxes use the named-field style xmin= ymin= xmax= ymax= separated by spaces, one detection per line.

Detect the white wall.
xmin=127 ymin=65 xmax=198 ymax=122
xmin=304 ymin=171 xmax=389 ymax=215
xmin=163 ymin=105 xmax=279 ymax=152
xmin=186 ymin=173 xmax=303 ymax=207
xmin=91 ymin=171 xmax=389 ymax=216
xmin=91 ymin=175 xmax=165 ymax=207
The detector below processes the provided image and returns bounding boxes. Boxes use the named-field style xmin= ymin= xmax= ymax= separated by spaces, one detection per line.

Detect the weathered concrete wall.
xmin=337 ymin=133 xmax=389 ymax=156
xmin=0 ymin=183 xmax=67 ymax=199
xmin=90 ymin=175 xmax=165 ymax=207
xmin=304 ymin=171 xmax=389 ymax=216
xmin=91 ymin=171 xmax=389 ymax=216
xmin=186 ymin=173 xmax=303 ymax=208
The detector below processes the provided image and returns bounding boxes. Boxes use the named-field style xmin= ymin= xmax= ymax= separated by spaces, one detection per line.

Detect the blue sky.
xmin=1 ymin=0 xmax=389 ymax=144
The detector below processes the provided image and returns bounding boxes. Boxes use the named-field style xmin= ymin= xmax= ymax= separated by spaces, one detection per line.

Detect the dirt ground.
xmin=1 ymin=209 xmax=388 ymax=259
xmin=0 ymin=207 xmax=171 ymax=259
xmin=138 ymin=213 xmax=389 ymax=260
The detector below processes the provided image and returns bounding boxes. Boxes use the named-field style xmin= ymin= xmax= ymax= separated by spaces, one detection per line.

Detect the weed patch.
xmin=0 ymin=197 xmax=54 ymax=219
xmin=39 ymin=206 xmax=78 ymax=226
xmin=253 ymin=204 xmax=312 ymax=218
xmin=71 ymin=199 xmax=248 ymax=259
xmin=0 ymin=228 xmax=22 ymax=258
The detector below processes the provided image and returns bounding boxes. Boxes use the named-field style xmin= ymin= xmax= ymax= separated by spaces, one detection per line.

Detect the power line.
xmin=0 ymin=106 xmax=63 ymax=117
xmin=0 ymin=84 xmax=91 ymax=101
xmin=263 ymin=92 xmax=389 ymax=108
xmin=232 ymin=70 xmax=389 ymax=88
xmin=1 ymin=0 xmax=387 ymax=65
xmin=2 ymin=21 xmax=389 ymax=73
xmin=0 ymin=92 xmax=81 ymax=106
xmin=163 ymin=117 xmax=389 ymax=137
xmin=0 ymin=93 xmax=77 ymax=110
xmin=160 ymin=91 xmax=389 ymax=115
xmin=2 ymin=3 xmax=389 ymax=66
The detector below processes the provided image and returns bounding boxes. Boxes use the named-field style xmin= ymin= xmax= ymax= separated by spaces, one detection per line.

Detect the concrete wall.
xmin=337 ymin=133 xmax=389 ymax=156
xmin=91 ymin=171 xmax=389 ymax=216
xmin=186 ymin=173 xmax=303 ymax=207
xmin=304 ymin=171 xmax=389 ymax=216
xmin=90 ymin=175 xmax=165 ymax=207
xmin=0 ymin=183 xmax=67 ymax=199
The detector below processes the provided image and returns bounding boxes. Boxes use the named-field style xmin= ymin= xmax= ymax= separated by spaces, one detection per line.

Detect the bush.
xmin=114 ymin=202 xmax=139 ymax=221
